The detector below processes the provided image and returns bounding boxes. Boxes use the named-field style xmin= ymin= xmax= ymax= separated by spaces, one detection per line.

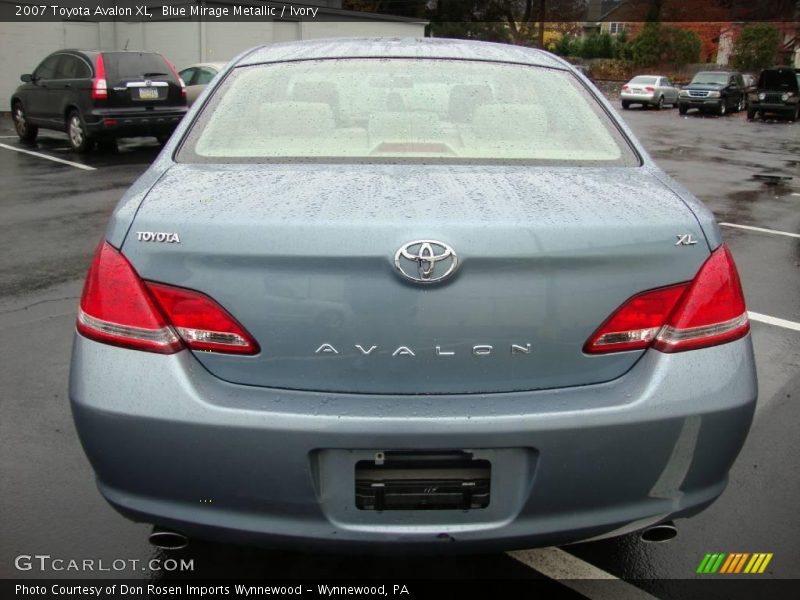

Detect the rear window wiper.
xmin=142 ymin=72 xmax=168 ymax=77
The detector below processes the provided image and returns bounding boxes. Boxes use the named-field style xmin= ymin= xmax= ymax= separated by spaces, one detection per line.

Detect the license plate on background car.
xmin=138 ymin=88 xmax=159 ymax=100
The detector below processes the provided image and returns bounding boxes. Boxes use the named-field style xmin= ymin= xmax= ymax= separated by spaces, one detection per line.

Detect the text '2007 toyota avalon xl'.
xmin=69 ymin=38 xmax=757 ymax=551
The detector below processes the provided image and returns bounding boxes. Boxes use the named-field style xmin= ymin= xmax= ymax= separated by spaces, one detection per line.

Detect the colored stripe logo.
xmin=697 ymin=553 xmax=773 ymax=574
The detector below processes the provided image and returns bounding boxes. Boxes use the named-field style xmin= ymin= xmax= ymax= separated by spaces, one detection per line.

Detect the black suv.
xmin=678 ymin=70 xmax=746 ymax=116
xmin=10 ymin=50 xmax=187 ymax=152
xmin=747 ymin=67 xmax=800 ymax=121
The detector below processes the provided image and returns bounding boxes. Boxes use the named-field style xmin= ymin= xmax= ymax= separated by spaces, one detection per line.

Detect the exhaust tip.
xmin=149 ymin=527 xmax=188 ymax=550
xmin=640 ymin=521 xmax=677 ymax=543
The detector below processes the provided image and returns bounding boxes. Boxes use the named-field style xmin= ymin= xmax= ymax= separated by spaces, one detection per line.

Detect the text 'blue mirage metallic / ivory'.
xmin=69 ymin=38 xmax=757 ymax=551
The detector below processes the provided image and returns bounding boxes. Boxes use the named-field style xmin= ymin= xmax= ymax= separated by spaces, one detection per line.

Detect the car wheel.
xmin=679 ymin=105 xmax=688 ymax=115
xmin=738 ymin=98 xmax=746 ymax=112
xmin=747 ymin=108 xmax=757 ymax=120
xmin=717 ymin=102 xmax=727 ymax=116
xmin=790 ymin=107 xmax=800 ymax=122
xmin=656 ymin=96 xmax=664 ymax=110
xmin=67 ymin=111 xmax=94 ymax=153
xmin=621 ymin=101 xmax=630 ymax=110
xmin=12 ymin=102 xmax=38 ymax=142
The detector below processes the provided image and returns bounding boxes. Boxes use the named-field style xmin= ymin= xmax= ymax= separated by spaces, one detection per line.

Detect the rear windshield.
xmin=630 ymin=76 xmax=657 ymax=84
xmin=691 ymin=72 xmax=729 ymax=85
xmin=103 ymin=52 xmax=172 ymax=81
xmin=178 ymin=58 xmax=637 ymax=165
xmin=758 ymin=70 xmax=800 ymax=91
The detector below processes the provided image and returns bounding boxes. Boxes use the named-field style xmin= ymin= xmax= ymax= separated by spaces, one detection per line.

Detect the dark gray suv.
xmin=10 ymin=50 xmax=187 ymax=152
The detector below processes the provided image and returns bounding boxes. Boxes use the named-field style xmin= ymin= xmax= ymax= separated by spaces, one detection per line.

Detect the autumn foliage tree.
xmin=631 ymin=22 xmax=701 ymax=67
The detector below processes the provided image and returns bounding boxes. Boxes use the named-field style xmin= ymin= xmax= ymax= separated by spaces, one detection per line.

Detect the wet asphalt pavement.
xmin=0 ymin=101 xmax=798 ymax=597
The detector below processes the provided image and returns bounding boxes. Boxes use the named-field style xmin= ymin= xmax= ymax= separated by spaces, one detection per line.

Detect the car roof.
xmin=630 ymin=74 xmax=663 ymax=78
xmin=185 ymin=62 xmax=227 ymax=69
xmin=237 ymin=37 xmax=566 ymax=69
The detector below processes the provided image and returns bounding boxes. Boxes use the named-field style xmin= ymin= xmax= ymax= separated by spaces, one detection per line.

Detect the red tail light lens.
xmin=585 ymin=244 xmax=749 ymax=354
xmin=77 ymin=242 xmax=259 ymax=355
xmin=645 ymin=86 xmax=656 ymax=92
xmin=165 ymin=57 xmax=187 ymax=98
xmin=654 ymin=245 xmax=749 ymax=352
xmin=622 ymin=84 xmax=630 ymax=90
xmin=584 ymin=284 xmax=689 ymax=353
xmin=91 ymin=54 xmax=107 ymax=100
xmin=146 ymin=283 xmax=259 ymax=354
xmin=77 ymin=242 xmax=181 ymax=353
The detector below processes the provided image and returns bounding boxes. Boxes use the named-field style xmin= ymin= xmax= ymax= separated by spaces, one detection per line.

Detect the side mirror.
xmin=20 ymin=73 xmax=33 ymax=83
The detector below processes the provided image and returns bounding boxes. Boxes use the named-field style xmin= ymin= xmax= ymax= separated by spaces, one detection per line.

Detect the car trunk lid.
xmin=122 ymin=163 xmax=709 ymax=394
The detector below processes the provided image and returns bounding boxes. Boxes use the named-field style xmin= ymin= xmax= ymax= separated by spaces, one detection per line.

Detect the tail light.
xmin=91 ymin=54 xmax=107 ymax=100
xmin=644 ymin=86 xmax=656 ymax=92
xmin=165 ymin=57 xmax=187 ymax=98
xmin=622 ymin=85 xmax=630 ymax=90
xmin=585 ymin=244 xmax=749 ymax=354
xmin=77 ymin=242 xmax=259 ymax=355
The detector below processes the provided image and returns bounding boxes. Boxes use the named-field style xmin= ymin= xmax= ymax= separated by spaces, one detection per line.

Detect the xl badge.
xmin=394 ymin=240 xmax=458 ymax=284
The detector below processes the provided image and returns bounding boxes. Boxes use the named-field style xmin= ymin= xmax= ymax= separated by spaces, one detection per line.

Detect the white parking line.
xmin=508 ymin=548 xmax=660 ymax=600
xmin=749 ymin=312 xmax=800 ymax=332
xmin=0 ymin=142 xmax=96 ymax=171
xmin=719 ymin=222 xmax=800 ymax=239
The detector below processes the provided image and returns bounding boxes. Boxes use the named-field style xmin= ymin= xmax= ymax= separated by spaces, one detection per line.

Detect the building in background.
xmin=0 ymin=1 xmax=427 ymax=104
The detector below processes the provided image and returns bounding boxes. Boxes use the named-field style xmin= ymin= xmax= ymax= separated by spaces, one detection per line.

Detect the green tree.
xmin=631 ymin=23 xmax=700 ymax=67
xmin=732 ymin=24 xmax=781 ymax=72
xmin=578 ymin=32 xmax=614 ymax=59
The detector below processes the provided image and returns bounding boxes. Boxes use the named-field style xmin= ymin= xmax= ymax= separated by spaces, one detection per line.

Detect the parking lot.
xmin=0 ymin=100 xmax=798 ymax=598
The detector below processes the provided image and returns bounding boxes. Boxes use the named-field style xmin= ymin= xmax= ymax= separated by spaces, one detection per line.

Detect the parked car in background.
xmin=70 ymin=38 xmax=756 ymax=551
xmin=621 ymin=75 xmax=679 ymax=110
xmin=678 ymin=71 xmax=746 ymax=116
xmin=179 ymin=62 xmax=226 ymax=106
xmin=747 ymin=67 xmax=800 ymax=122
xmin=10 ymin=50 xmax=187 ymax=152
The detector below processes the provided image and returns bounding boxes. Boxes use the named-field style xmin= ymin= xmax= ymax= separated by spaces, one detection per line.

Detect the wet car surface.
xmin=0 ymin=98 xmax=798 ymax=594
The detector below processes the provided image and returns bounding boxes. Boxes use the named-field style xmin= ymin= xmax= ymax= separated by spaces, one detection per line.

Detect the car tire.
xmin=12 ymin=102 xmax=38 ymax=142
xmin=747 ymin=108 xmax=757 ymax=120
xmin=738 ymin=98 xmax=746 ymax=112
xmin=717 ymin=102 xmax=727 ymax=117
xmin=655 ymin=96 xmax=664 ymax=110
xmin=679 ymin=105 xmax=688 ymax=115
xmin=622 ymin=101 xmax=630 ymax=110
xmin=67 ymin=110 xmax=94 ymax=153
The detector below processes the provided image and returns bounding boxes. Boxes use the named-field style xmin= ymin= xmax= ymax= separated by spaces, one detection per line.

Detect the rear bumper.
xmin=69 ymin=334 xmax=757 ymax=551
xmin=620 ymin=92 xmax=658 ymax=103
xmin=84 ymin=109 xmax=186 ymax=137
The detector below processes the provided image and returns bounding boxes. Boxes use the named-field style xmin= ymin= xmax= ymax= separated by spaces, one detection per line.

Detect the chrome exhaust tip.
xmin=640 ymin=521 xmax=677 ymax=543
xmin=148 ymin=526 xmax=188 ymax=550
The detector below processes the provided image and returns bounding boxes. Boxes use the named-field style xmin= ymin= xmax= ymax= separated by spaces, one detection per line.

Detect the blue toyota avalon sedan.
xmin=69 ymin=38 xmax=757 ymax=551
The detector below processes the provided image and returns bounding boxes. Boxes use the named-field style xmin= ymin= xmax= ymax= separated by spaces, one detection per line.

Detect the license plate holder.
xmin=137 ymin=87 xmax=160 ymax=100
xmin=355 ymin=451 xmax=491 ymax=511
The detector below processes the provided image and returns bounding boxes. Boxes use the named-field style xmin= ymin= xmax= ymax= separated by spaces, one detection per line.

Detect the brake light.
xmin=585 ymin=244 xmax=749 ymax=354
xmin=622 ymin=84 xmax=630 ymax=90
xmin=92 ymin=54 xmax=107 ymax=100
xmin=644 ymin=86 xmax=656 ymax=92
xmin=77 ymin=242 xmax=259 ymax=355
xmin=146 ymin=283 xmax=259 ymax=354
xmin=77 ymin=242 xmax=180 ymax=353
xmin=165 ymin=57 xmax=187 ymax=98
xmin=654 ymin=245 xmax=749 ymax=352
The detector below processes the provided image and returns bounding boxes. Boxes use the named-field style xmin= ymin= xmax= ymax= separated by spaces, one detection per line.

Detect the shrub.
xmin=733 ymin=24 xmax=781 ymax=72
